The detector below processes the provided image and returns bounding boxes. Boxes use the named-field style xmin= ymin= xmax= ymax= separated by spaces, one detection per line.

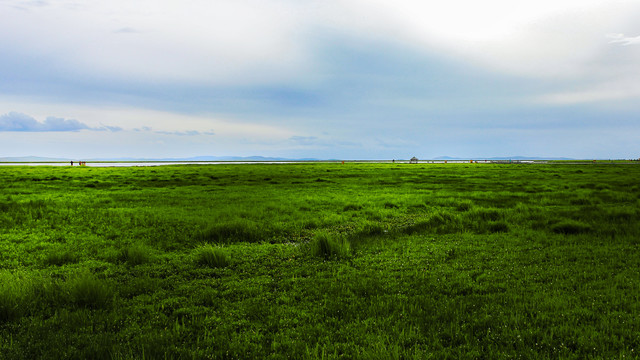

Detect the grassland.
xmin=0 ymin=163 xmax=639 ymax=359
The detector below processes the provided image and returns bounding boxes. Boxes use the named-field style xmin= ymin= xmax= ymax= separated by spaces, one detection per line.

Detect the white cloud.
xmin=289 ymin=135 xmax=318 ymax=145
xmin=2 ymin=0 xmax=640 ymax=159
xmin=155 ymin=130 xmax=215 ymax=136
xmin=608 ymin=33 xmax=640 ymax=46
xmin=0 ymin=111 xmax=123 ymax=131
xmin=4 ymin=0 xmax=638 ymax=86
xmin=0 ymin=98 xmax=296 ymax=139
xmin=332 ymin=0 xmax=640 ymax=79
xmin=0 ymin=0 xmax=313 ymax=85
xmin=537 ymin=89 xmax=636 ymax=105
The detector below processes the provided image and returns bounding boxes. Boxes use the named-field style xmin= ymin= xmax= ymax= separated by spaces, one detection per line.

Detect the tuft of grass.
xmin=310 ymin=232 xmax=350 ymax=259
xmin=352 ymin=221 xmax=386 ymax=239
xmin=551 ymin=220 xmax=592 ymax=235
xmin=487 ymin=221 xmax=510 ymax=233
xmin=0 ymin=272 xmax=64 ymax=322
xmin=67 ymin=272 xmax=114 ymax=309
xmin=0 ymin=271 xmax=29 ymax=322
xmin=43 ymin=249 xmax=78 ymax=266
xmin=403 ymin=212 xmax=460 ymax=235
xmin=195 ymin=245 xmax=230 ymax=268
xmin=455 ymin=200 xmax=473 ymax=212
xmin=383 ymin=202 xmax=400 ymax=209
xmin=199 ymin=220 xmax=263 ymax=244
xmin=120 ymin=244 xmax=153 ymax=266
xmin=343 ymin=203 xmax=363 ymax=211
xmin=466 ymin=207 xmax=502 ymax=222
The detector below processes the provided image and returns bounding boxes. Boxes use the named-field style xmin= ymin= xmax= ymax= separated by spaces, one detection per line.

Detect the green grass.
xmin=0 ymin=163 xmax=639 ymax=358
xmin=194 ymin=244 xmax=230 ymax=268
xmin=66 ymin=272 xmax=114 ymax=309
xmin=119 ymin=243 xmax=154 ymax=266
xmin=310 ymin=232 xmax=350 ymax=259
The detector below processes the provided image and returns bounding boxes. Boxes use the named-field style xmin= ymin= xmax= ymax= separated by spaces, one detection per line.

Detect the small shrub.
xmin=311 ymin=232 xmax=350 ymax=259
xmin=195 ymin=245 xmax=230 ymax=268
xmin=67 ymin=272 xmax=113 ymax=309
xmin=551 ymin=220 xmax=591 ymax=235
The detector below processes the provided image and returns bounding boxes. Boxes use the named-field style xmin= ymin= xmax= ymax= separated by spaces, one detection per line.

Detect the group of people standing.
xmin=70 ymin=161 xmax=87 ymax=166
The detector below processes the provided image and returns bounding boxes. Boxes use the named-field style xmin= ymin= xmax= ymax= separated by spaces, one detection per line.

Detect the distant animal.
xmin=410 ymin=157 xmax=418 ymax=164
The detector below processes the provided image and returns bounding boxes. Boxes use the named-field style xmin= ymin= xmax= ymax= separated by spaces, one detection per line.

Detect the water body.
xmin=0 ymin=161 xmax=305 ymax=167
xmin=0 ymin=160 xmax=547 ymax=167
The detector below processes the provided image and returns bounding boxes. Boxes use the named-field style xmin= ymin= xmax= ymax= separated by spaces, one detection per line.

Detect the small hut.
xmin=409 ymin=156 xmax=418 ymax=164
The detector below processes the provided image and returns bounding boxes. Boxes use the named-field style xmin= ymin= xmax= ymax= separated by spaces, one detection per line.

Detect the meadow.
xmin=0 ymin=162 xmax=638 ymax=359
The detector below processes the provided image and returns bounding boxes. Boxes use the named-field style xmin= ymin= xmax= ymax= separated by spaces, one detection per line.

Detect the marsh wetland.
xmin=0 ymin=163 xmax=638 ymax=359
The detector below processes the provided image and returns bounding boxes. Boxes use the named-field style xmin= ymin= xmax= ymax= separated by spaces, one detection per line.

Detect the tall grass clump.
xmin=199 ymin=219 xmax=263 ymax=244
xmin=120 ymin=243 xmax=153 ymax=266
xmin=465 ymin=207 xmax=502 ymax=222
xmin=67 ymin=272 xmax=114 ymax=309
xmin=403 ymin=211 xmax=460 ymax=235
xmin=43 ymin=249 xmax=78 ymax=266
xmin=310 ymin=232 xmax=350 ymax=259
xmin=350 ymin=221 xmax=386 ymax=241
xmin=194 ymin=245 xmax=230 ymax=268
xmin=455 ymin=200 xmax=473 ymax=212
xmin=0 ymin=272 xmax=64 ymax=321
xmin=487 ymin=221 xmax=510 ymax=233
xmin=0 ymin=271 xmax=30 ymax=322
xmin=551 ymin=220 xmax=591 ymax=235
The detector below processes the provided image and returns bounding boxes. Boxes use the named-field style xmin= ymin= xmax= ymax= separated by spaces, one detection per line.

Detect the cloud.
xmin=0 ymin=112 xmax=123 ymax=132
xmin=0 ymin=112 xmax=89 ymax=131
xmin=155 ymin=130 xmax=214 ymax=136
xmin=113 ymin=27 xmax=139 ymax=34
xmin=96 ymin=125 xmax=124 ymax=132
xmin=289 ymin=135 xmax=318 ymax=145
xmin=607 ymin=33 xmax=640 ymax=46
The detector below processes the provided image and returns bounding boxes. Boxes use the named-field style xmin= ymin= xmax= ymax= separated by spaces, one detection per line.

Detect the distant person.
xmin=71 ymin=161 xmax=73 ymax=166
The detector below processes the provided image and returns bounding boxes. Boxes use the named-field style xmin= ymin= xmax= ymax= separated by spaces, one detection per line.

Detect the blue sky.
xmin=1 ymin=0 xmax=639 ymax=159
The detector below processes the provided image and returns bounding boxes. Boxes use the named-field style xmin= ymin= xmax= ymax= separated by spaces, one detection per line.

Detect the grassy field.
xmin=0 ymin=163 xmax=638 ymax=359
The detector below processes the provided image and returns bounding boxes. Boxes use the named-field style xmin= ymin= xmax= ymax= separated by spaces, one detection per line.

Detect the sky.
xmin=1 ymin=0 xmax=639 ymax=160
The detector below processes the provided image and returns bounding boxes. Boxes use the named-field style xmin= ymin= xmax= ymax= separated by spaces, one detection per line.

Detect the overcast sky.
xmin=1 ymin=0 xmax=639 ymax=159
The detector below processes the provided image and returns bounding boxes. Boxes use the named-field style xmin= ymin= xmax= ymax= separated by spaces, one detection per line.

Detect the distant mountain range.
xmin=1 ymin=155 xmax=578 ymax=162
